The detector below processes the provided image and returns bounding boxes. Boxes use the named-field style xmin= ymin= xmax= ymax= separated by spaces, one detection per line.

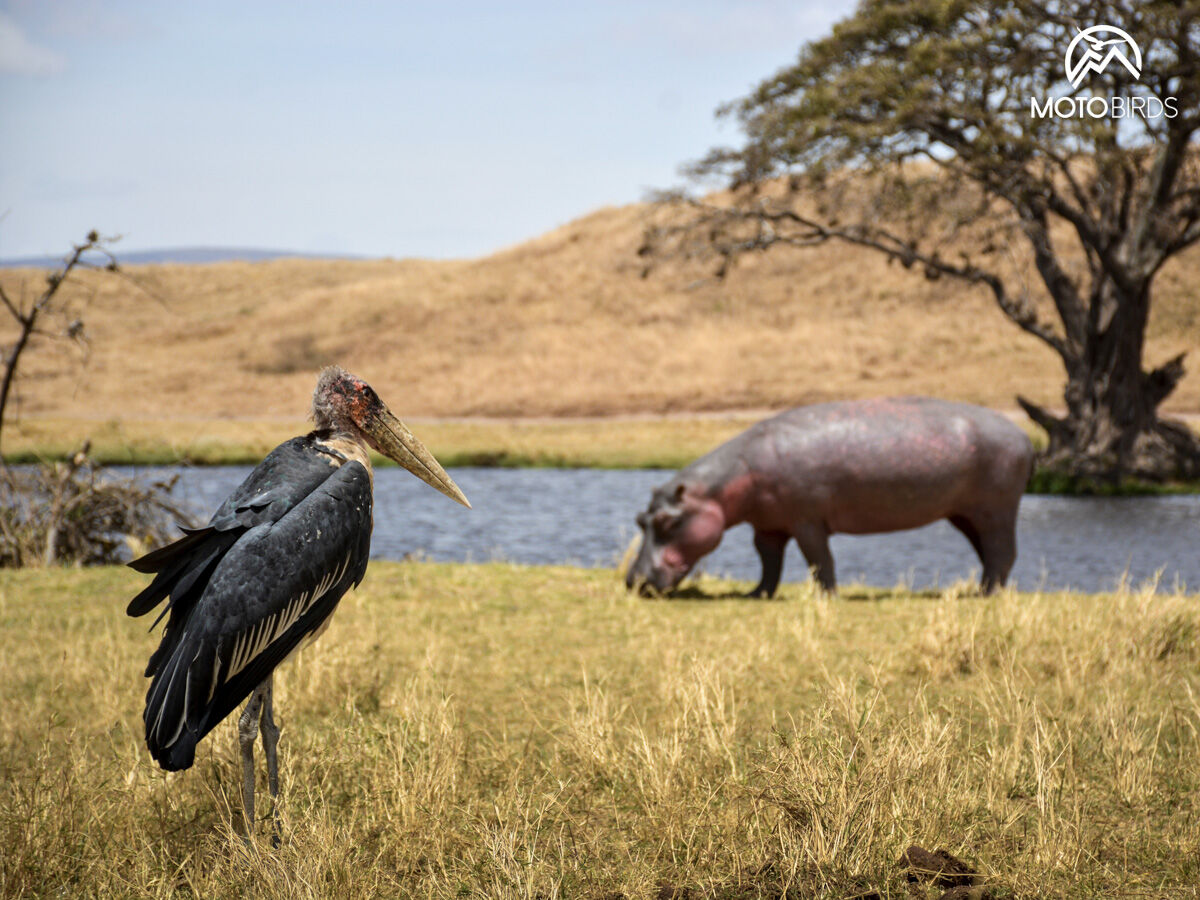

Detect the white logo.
xmin=1064 ymin=25 xmax=1142 ymax=87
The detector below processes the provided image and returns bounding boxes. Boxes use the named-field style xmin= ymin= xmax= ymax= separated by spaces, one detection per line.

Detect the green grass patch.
xmin=7 ymin=416 xmax=1200 ymax=494
xmin=1028 ymin=466 xmax=1200 ymax=495
xmin=2 ymin=562 xmax=1198 ymax=897
xmin=0 ymin=416 xmax=760 ymax=471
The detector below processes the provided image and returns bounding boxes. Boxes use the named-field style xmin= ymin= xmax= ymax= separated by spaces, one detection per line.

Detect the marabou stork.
xmin=126 ymin=366 xmax=469 ymax=838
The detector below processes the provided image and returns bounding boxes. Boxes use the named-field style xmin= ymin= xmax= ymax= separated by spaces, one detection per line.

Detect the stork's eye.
xmin=636 ymin=512 xmax=649 ymax=529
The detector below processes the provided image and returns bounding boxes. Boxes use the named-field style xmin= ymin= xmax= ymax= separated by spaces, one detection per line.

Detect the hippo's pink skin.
xmin=626 ymin=397 xmax=1034 ymax=596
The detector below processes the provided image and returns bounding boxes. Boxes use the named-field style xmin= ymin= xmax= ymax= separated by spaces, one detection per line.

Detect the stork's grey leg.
xmin=238 ymin=682 xmax=267 ymax=840
xmin=259 ymin=676 xmax=282 ymax=846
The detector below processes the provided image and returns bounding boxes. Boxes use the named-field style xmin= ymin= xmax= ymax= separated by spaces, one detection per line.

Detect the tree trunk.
xmin=1019 ymin=279 xmax=1200 ymax=482
xmin=0 ymin=309 xmax=35 ymax=461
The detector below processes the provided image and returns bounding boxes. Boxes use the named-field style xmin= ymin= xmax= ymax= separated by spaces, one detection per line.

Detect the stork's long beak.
xmin=367 ymin=407 xmax=471 ymax=508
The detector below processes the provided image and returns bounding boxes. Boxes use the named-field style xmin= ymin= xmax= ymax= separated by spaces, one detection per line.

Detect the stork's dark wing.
xmin=127 ymin=437 xmax=341 ymax=694
xmin=127 ymin=436 xmax=342 ymax=621
xmin=127 ymin=437 xmax=372 ymax=771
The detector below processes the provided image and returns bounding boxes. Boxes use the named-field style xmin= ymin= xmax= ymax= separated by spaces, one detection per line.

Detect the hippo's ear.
xmin=672 ymin=483 xmax=687 ymax=502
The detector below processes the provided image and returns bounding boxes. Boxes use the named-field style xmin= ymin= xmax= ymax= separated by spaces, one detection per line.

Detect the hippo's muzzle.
xmin=625 ymin=537 xmax=688 ymax=596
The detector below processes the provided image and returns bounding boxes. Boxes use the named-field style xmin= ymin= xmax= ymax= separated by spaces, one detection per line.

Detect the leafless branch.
xmin=0 ymin=231 xmax=124 ymax=459
xmin=646 ymin=195 xmax=1071 ymax=360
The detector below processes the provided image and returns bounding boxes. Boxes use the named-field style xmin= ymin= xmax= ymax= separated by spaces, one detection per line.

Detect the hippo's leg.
xmin=747 ymin=530 xmax=788 ymax=598
xmin=792 ymin=523 xmax=836 ymax=593
xmin=948 ymin=515 xmax=984 ymax=559
xmin=950 ymin=511 xmax=1016 ymax=594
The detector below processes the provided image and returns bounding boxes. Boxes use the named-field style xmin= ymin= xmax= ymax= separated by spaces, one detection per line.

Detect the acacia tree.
xmin=645 ymin=0 xmax=1200 ymax=481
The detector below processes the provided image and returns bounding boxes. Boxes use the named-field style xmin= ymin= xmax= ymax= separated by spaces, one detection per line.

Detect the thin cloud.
xmin=610 ymin=1 xmax=845 ymax=57
xmin=0 ymin=11 xmax=66 ymax=76
xmin=14 ymin=0 xmax=158 ymax=42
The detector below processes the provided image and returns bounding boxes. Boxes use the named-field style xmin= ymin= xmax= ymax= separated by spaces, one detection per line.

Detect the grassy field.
xmin=3 ymin=193 xmax=1198 ymax=492
xmin=2 ymin=201 xmax=1198 ymax=427
xmin=0 ymin=414 xmax=769 ymax=469
xmin=2 ymin=562 xmax=1198 ymax=898
xmin=13 ymin=415 xmax=1200 ymax=495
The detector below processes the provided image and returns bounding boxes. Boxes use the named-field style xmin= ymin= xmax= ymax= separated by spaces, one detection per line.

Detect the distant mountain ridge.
xmin=0 ymin=246 xmax=367 ymax=268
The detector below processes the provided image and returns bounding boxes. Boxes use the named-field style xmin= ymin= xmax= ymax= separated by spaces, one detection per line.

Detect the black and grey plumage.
xmin=126 ymin=366 xmax=469 ymax=839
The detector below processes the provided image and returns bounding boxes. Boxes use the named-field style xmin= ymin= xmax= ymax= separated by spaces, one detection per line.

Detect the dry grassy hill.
xmin=3 ymin=202 xmax=1199 ymax=422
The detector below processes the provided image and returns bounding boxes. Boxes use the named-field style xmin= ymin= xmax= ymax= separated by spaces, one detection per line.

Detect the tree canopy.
xmin=648 ymin=0 xmax=1200 ymax=482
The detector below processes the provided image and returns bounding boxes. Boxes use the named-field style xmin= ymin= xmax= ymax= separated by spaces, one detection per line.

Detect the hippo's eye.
xmin=652 ymin=511 xmax=679 ymax=533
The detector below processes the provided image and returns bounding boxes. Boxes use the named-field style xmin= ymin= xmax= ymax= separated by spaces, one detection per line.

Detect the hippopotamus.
xmin=626 ymin=397 xmax=1034 ymax=596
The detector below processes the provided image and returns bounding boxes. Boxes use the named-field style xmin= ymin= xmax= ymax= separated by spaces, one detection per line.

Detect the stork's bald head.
xmin=310 ymin=366 xmax=470 ymax=508
xmin=312 ymin=365 xmax=380 ymax=433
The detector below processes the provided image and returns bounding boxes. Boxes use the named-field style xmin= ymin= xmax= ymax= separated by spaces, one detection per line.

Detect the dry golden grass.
xmin=2 ymin=563 xmax=1198 ymax=898
xmin=2 ymin=200 xmax=1198 ymax=429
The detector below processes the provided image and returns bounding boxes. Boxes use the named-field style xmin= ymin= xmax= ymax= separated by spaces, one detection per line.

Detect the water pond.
xmin=117 ymin=466 xmax=1200 ymax=595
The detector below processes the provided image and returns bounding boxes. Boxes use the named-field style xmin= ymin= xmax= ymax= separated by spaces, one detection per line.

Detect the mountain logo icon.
xmin=1065 ymin=25 xmax=1142 ymax=88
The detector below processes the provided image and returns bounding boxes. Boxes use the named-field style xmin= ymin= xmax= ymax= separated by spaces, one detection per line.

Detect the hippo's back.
xmin=720 ymin=397 xmax=1032 ymax=533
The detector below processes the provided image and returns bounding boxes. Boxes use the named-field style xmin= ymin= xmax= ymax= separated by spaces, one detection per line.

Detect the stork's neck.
xmin=311 ymin=429 xmax=375 ymax=481
xmin=311 ymin=403 xmax=345 ymax=432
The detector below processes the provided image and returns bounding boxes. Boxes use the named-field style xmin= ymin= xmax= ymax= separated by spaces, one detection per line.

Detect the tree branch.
xmin=1132 ymin=123 xmax=1199 ymax=273
xmin=1144 ymin=352 xmax=1188 ymax=411
xmin=653 ymin=197 xmax=1073 ymax=361
xmin=0 ymin=232 xmax=120 ymax=458
xmin=0 ymin=283 xmax=24 ymax=324
xmin=1016 ymin=395 xmax=1065 ymax=433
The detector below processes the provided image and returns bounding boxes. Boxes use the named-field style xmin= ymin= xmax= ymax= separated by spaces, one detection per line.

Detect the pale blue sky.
xmin=0 ymin=1 xmax=847 ymax=259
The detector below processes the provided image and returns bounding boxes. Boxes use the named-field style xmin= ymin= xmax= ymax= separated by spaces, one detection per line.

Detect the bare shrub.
xmin=1 ymin=234 xmax=188 ymax=568
xmin=250 ymin=333 xmax=329 ymax=375
xmin=0 ymin=442 xmax=192 ymax=567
